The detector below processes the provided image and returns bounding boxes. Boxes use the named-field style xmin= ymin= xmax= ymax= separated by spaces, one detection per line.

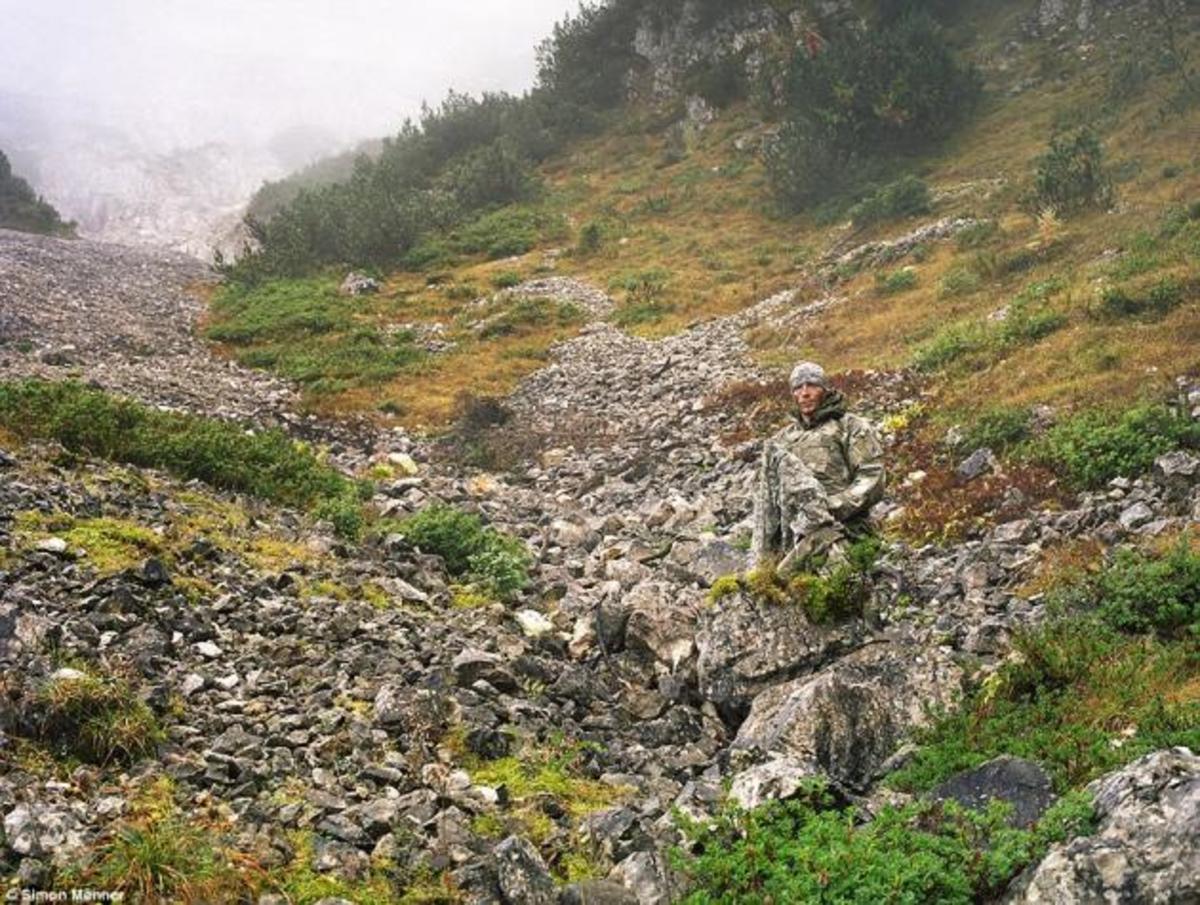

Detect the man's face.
xmin=792 ymin=382 xmax=826 ymax=417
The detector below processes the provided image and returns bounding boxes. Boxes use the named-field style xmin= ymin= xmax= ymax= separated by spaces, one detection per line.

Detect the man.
xmin=749 ymin=361 xmax=885 ymax=573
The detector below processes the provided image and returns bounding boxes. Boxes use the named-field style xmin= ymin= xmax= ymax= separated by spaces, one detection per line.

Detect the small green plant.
xmin=396 ymin=505 xmax=530 ymax=599
xmin=1027 ymin=128 xmax=1114 ymax=216
xmin=1031 ymin=403 xmax=1200 ymax=489
xmin=958 ymin=407 xmax=1033 ymax=454
xmin=955 ymin=220 xmax=999 ymax=250
xmin=737 ymin=537 xmax=881 ymax=624
xmin=939 ymin=266 xmax=981 ymax=298
xmin=61 ymin=779 xmax=257 ymax=902
xmin=1094 ymin=277 xmax=1187 ymax=320
xmin=575 ymin=220 xmax=604 ymax=255
xmin=912 ymin=322 xmax=988 ymax=372
xmin=491 ymin=270 xmax=522 ymax=289
xmin=476 ymin=296 xmax=583 ymax=339
xmin=912 ymin=289 xmax=1066 ymax=373
xmin=708 ymin=574 xmax=742 ymax=603
xmin=849 ymin=176 xmax=932 ymax=228
xmin=875 ymin=267 xmax=918 ymax=295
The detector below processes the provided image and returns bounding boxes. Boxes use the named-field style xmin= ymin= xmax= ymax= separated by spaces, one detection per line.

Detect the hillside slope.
xmin=2 ymin=1 xmax=1200 ymax=903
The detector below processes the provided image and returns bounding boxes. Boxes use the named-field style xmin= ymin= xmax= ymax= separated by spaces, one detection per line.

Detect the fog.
xmin=0 ymin=0 xmax=582 ymax=252
xmin=2 ymin=0 xmax=582 ymax=149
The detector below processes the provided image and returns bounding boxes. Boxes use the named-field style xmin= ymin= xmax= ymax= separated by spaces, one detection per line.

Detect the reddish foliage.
xmin=888 ymin=433 xmax=1071 ymax=544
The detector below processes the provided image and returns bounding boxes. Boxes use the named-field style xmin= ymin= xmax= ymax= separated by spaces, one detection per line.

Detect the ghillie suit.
xmin=749 ymin=389 xmax=885 ymax=573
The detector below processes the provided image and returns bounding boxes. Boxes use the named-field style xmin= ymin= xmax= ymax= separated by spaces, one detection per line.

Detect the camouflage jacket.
xmin=749 ymin=391 xmax=885 ymax=564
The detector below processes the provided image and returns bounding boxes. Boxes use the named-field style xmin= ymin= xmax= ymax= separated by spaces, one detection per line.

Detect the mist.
xmin=3 ymin=0 xmax=583 ymax=148
xmin=0 ymin=0 xmax=582 ymax=253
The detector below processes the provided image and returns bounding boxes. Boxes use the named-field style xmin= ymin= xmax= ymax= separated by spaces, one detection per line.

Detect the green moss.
xmin=15 ymin=512 xmax=162 ymax=574
xmin=708 ymin=574 xmax=742 ymax=603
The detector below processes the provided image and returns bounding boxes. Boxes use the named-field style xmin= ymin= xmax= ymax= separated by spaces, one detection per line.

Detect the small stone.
xmin=514 ymin=609 xmax=554 ymax=638
xmin=387 ymin=452 xmax=420 ymax=476
xmin=957 ymin=448 xmax=997 ymax=481
xmin=139 ymin=557 xmax=170 ymax=586
xmin=930 ymin=756 xmax=1056 ymax=828
xmin=1117 ymin=502 xmax=1154 ymax=531
xmin=195 ymin=641 xmax=223 ymax=659
xmin=35 ymin=537 xmax=69 ymax=555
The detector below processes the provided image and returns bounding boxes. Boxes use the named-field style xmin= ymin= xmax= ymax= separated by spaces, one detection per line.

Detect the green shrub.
xmin=575 ymin=220 xmax=605 ymax=255
xmin=939 ymin=266 xmax=981 ymax=298
xmin=913 ymin=290 xmax=1066 ymax=373
xmin=1075 ymin=538 xmax=1200 ymax=638
xmin=888 ymin=615 xmax=1200 ymax=793
xmin=875 ymin=267 xmax=919 ymax=295
xmin=912 ymin=322 xmax=988 ymax=372
xmin=477 ymin=297 xmax=583 ymax=339
xmin=0 ymin=380 xmax=364 ymax=536
xmin=206 ymin=278 xmax=425 ymax=395
xmin=1028 ymin=128 xmax=1114 ymax=216
xmin=0 ymin=150 xmax=77 ymax=237
xmin=849 ymin=176 xmax=932 ymax=227
xmin=1094 ymin=277 xmax=1187 ymax=320
xmin=767 ymin=14 xmax=981 ymax=211
xmin=614 ymin=299 xmax=676 ymax=327
xmin=401 ymin=239 xmax=458 ymax=272
xmin=492 ymin=270 xmax=523 ymax=289
xmin=959 ymin=406 xmax=1033 ymax=454
xmin=955 ymin=220 xmax=999 ymax=250
xmin=675 ymin=783 xmax=1095 ymax=904
xmin=997 ymin=302 xmax=1068 ymax=345
xmin=397 ymin=505 xmax=531 ymax=598
xmin=1031 ymin=403 xmax=1200 ymax=489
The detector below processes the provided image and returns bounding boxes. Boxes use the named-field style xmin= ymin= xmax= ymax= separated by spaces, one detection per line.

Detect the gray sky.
xmin=2 ymin=0 xmax=582 ymax=150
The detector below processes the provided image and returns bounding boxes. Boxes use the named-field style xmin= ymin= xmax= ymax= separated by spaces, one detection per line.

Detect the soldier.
xmin=749 ymin=361 xmax=885 ymax=573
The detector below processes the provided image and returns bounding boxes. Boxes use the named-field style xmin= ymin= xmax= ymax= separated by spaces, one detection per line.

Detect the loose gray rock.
xmin=495 ymin=835 xmax=557 ymax=905
xmin=729 ymin=756 xmax=817 ymax=810
xmin=559 ymin=879 xmax=639 ymax=905
xmin=697 ymin=590 xmax=865 ymax=726
xmin=1152 ymin=450 xmax=1200 ymax=503
xmin=957 ymin=448 xmax=997 ymax=481
xmin=930 ymin=756 xmax=1056 ymax=828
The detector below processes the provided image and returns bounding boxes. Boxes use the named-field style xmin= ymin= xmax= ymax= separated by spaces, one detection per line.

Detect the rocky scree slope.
xmin=1 ymin=227 xmax=1198 ymax=902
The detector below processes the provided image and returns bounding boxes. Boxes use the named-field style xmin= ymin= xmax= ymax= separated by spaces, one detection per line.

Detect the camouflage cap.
xmin=789 ymin=361 xmax=829 ymax=390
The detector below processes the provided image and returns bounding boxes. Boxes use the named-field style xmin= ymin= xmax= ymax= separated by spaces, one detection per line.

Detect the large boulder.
xmin=696 ymin=591 xmax=867 ymax=727
xmin=1152 ymin=450 xmax=1200 ymax=503
xmin=1004 ymin=747 xmax=1200 ymax=904
xmin=495 ymin=835 xmax=556 ymax=905
xmin=622 ymin=581 xmax=699 ymax=671
xmin=930 ymin=756 xmax=1056 ymax=829
xmin=733 ymin=642 xmax=962 ymax=791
